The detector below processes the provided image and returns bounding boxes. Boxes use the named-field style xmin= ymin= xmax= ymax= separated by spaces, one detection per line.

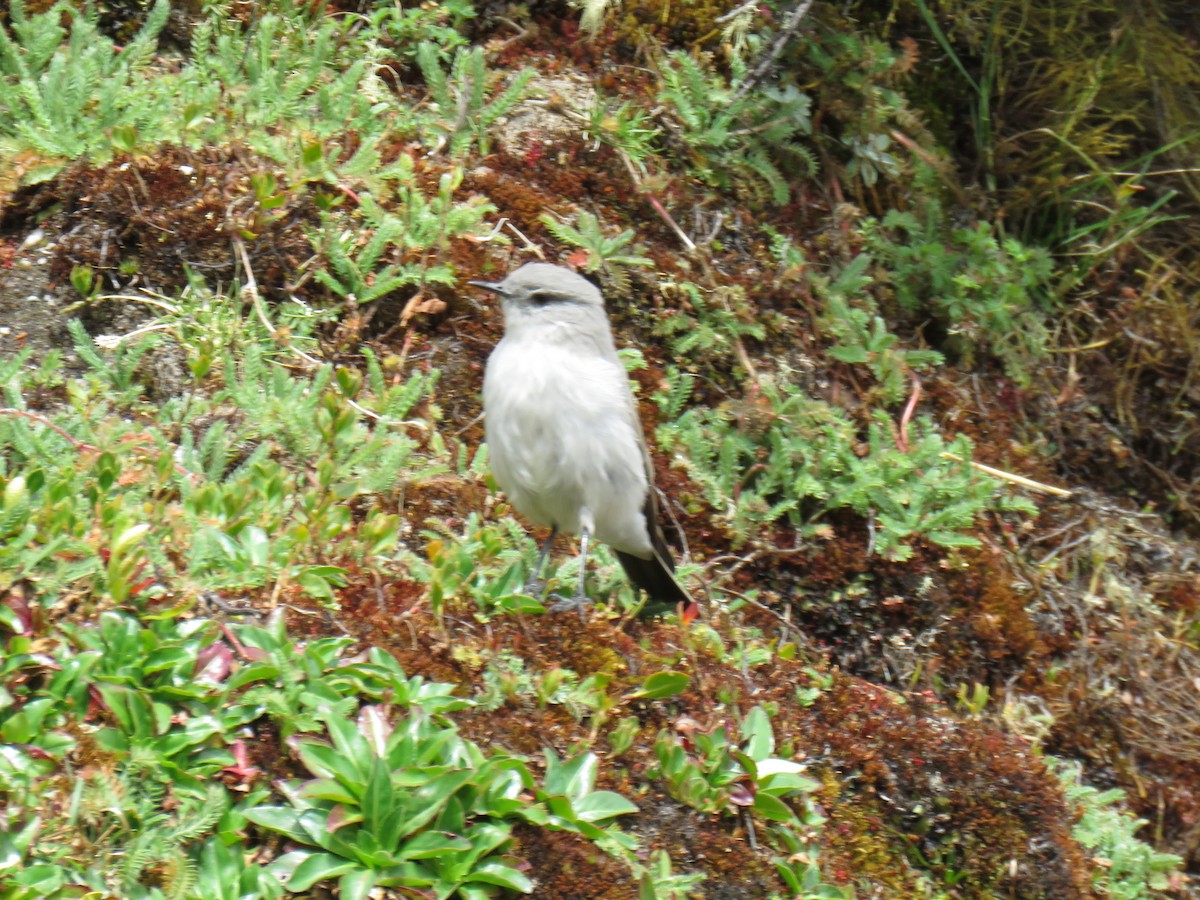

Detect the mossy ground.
xmin=1 ymin=0 xmax=1198 ymax=896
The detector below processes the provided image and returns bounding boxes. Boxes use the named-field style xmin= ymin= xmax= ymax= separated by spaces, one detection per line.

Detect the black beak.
xmin=468 ymin=280 xmax=506 ymax=295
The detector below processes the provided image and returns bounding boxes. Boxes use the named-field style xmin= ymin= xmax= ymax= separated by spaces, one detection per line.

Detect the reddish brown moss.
xmin=801 ymin=677 xmax=1090 ymax=898
xmin=42 ymin=145 xmax=315 ymax=301
xmin=512 ymin=825 xmax=638 ymax=899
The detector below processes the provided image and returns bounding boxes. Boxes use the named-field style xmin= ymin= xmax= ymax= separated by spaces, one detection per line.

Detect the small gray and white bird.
xmin=473 ymin=263 xmax=690 ymax=613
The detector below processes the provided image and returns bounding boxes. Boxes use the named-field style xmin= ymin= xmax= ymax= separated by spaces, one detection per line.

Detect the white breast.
xmin=483 ymin=333 xmax=653 ymax=558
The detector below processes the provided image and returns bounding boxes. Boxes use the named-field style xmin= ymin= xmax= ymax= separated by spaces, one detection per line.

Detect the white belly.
xmin=483 ymin=339 xmax=653 ymax=558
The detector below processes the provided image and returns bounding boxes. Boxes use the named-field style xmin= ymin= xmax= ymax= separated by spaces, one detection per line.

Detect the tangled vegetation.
xmin=1 ymin=0 xmax=1197 ymax=896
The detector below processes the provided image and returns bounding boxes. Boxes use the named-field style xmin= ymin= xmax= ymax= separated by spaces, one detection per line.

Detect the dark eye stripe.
xmin=529 ymin=291 xmax=569 ymax=305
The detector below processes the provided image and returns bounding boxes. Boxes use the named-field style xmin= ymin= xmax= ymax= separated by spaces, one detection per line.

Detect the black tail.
xmin=615 ymin=489 xmax=692 ymax=612
xmin=615 ymin=548 xmax=689 ymax=608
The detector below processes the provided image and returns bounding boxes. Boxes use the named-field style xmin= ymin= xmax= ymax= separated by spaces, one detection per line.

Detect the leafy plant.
xmin=539 ymin=210 xmax=653 ymax=289
xmin=816 ymin=253 xmax=943 ymax=404
xmin=0 ymin=0 xmax=401 ymax=177
xmin=586 ymin=95 xmax=661 ymax=168
xmin=529 ymin=750 xmax=640 ymax=841
xmin=647 ymin=705 xmax=848 ymax=896
xmin=0 ymin=0 xmax=170 ymax=164
xmin=249 ymin=706 xmax=536 ymax=900
xmin=650 ymin=705 xmax=822 ymax=823
xmin=657 ymin=50 xmax=817 ymax=205
xmin=844 ymin=132 xmax=902 ymax=187
xmin=0 ymin=279 xmax=451 ymax=617
xmin=771 ymin=824 xmax=853 ymax=899
xmin=184 ymin=8 xmax=393 ymax=154
xmin=313 ymin=157 xmax=497 ymax=307
xmin=637 ymin=850 xmax=707 ymax=899
xmin=1052 ymin=760 xmax=1183 ymax=898
xmin=414 ymin=512 xmax=544 ymax=618
xmin=862 ymin=205 xmax=1055 ymax=385
xmin=0 ymin=606 xmax=270 ymax=899
xmin=196 ymin=838 xmax=286 ymax=900
xmin=416 ymin=41 xmax=534 ymax=157
xmin=365 ymin=0 xmax=474 ymax=62
xmin=475 ymin=649 xmax=537 ymax=711
xmin=802 ymin=27 xmax=923 ymax=192
xmin=658 ymin=370 xmax=1033 ymax=558
xmin=655 ymin=279 xmax=767 ymax=373
xmin=2 ymin=588 xmax=576 ymax=899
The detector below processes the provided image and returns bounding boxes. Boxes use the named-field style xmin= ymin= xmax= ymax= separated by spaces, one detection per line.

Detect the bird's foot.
xmin=547 ymin=593 xmax=591 ymax=617
xmin=522 ymin=578 xmax=547 ymax=597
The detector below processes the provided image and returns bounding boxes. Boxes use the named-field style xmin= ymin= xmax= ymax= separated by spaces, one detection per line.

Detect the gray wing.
xmin=616 ymin=392 xmax=692 ymax=607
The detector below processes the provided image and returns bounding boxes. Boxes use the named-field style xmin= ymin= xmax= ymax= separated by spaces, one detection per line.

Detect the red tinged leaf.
xmin=85 ymin=684 xmax=107 ymax=722
xmin=195 ymin=640 xmax=233 ymax=684
xmin=2 ymin=586 xmax=34 ymax=634
xmin=326 ymin=804 xmax=353 ymax=834
xmin=128 ymin=574 xmax=155 ymax=597
xmin=728 ymin=783 xmax=755 ymax=807
xmin=220 ymin=739 xmax=261 ymax=789
xmin=9 ymin=743 xmax=55 ymax=761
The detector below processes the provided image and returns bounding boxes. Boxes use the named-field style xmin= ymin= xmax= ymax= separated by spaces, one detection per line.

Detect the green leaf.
xmin=631 ymin=671 xmax=690 ymax=700
xmin=401 ymin=831 xmax=470 ymax=862
xmin=338 ymin=867 xmax=380 ymax=900
xmin=465 ymin=860 xmax=535 ymax=892
xmin=496 ymin=593 xmax=548 ymax=614
xmin=542 ymin=750 xmax=596 ymax=799
xmin=297 ymin=739 xmax=365 ymax=788
xmin=360 ymin=756 xmax=398 ymax=835
xmin=324 ymin=712 xmax=373 ymax=765
xmin=751 ymin=791 xmax=796 ymax=822
xmin=574 ymin=790 xmax=639 ymax=822
xmin=245 ymin=807 xmax=311 ymax=844
xmin=112 ymin=522 xmax=151 ymax=556
xmin=395 ymin=769 xmax=474 ymax=836
xmin=829 ymin=344 xmax=870 ymax=364
xmin=740 ymin=706 xmax=774 ymax=761
xmin=182 ymin=102 xmax=206 ymax=130
xmin=1 ymin=862 xmax=66 ymax=894
xmin=282 ymin=850 xmax=361 ymax=891
xmin=299 ymin=777 xmax=360 ymax=805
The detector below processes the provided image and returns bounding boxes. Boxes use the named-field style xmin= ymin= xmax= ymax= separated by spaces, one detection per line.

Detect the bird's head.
xmin=469 ymin=263 xmax=606 ymax=313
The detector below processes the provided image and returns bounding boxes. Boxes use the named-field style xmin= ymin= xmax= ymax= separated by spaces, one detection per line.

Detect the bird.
xmin=472 ymin=262 xmax=691 ymax=614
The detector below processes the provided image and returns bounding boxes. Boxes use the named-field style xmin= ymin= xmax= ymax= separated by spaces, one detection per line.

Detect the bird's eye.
xmin=528 ymin=291 xmax=563 ymax=305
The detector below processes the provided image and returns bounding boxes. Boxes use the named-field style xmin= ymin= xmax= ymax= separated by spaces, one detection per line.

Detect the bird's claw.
xmin=547 ymin=593 xmax=590 ymax=617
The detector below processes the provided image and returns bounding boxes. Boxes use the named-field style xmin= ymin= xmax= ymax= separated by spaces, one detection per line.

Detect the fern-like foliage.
xmin=539 ymin=210 xmax=652 ymax=292
xmin=657 ymin=370 xmax=1033 ymax=557
xmin=182 ymin=10 xmax=396 ymax=159
xmin=0 ymin=0 xmax=170 ymax=161
xmin=314 ymin=196 xmax=425 ymax=305
xmin=814 ymin=254 xmax=943 ymax=404
xmin=587 ymin=95 xmax=661 ymax=169
xmin=67 ymin=318 xmax=163 ymax=402
xmin=64 ymin=758 xmax=230 ymax=899
xmin=0 ymin=1 xmax=400 ymax=174
xmin=657 ymin=51 xmax=817 ymax=206
xmin=654 ymin=280 xmax=766 ymax=372
xmin=312 ymin=155 xmax=496 ymax=305
xmin=861 ymin=203 xmax=1055 ymax=386
xmin=416 ymin=41 xmax=534 ymax=156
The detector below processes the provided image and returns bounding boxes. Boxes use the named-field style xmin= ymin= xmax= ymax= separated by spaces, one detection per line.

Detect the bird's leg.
xmin=524 ymin=526 xmax=557 ymax=596
xmin=548 ymin=525 xmax=591 ymax=616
